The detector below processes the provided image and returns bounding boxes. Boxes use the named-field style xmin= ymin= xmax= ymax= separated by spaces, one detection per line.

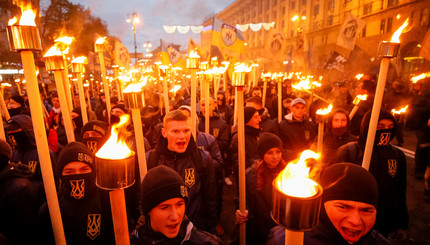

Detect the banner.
xmin=114 ymin=40 xmax=131 ymax=68
xmin=188 ymin=37 xmax=205 ymax=59
xmin=264 ymin=30 xmax=286 ymax=60
xmin=211 ymin=17 xmax=246 ymax=59
xmin=324 ymin=51 xmax=348 ymax=71
xmin=160 ymin=39 xmax=186 ymax=68
xmin=420 ymin=28 xmax=430 ymax=61
xmin=336 ymin=13 xmax=366 ymax=50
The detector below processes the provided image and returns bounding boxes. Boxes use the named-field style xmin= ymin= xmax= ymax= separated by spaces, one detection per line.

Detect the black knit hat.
xmin=10 ymin=94 xmax=25 ymax=108
xmin=244 ymin=106 xmax=257 ymax=123
xmin=80 ymin=120 xmax=109 ymax=138
xmin=112 ymin=104 xmax=128 ymax=114
xmin=320 ymin=163 xmax=378 ymax=207
xmin=141 ymin=165 xmax=188 ymax=214
xmin=257 ymin=132 xmax=283 ymax=158
xmin=57 ymin=142 xmax=94 ymax=176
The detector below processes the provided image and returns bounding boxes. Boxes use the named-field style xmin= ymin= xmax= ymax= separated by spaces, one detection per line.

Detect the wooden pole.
xmin=349 ymin=105 xmax=359 ymax=120
xmin=205 ymin=79 xmax=210 ymax=134
xmin=0 ymin=88 xmax=10 ymax=120
xmin=98 ymin=51 xmax=111 ymax=124
xmin=76 ymin=74 xmax=88 ymax=125
xmin=60 ymin=63 xmax=74 ymax=112
xmin=158 ymin=80 xmax=163 ymax=116
xmin=54 ymin=70 xmax=75 ymax=143
xmin=16 ymin=83 xmax=22 ymax=96
xmin=131 ymin=108 xmax=147 ymax=180
xmin=109 ymin=189 xmax=130 ymax=245
xmin=278 ymin=81 xmax=282 ymax=123
xmin=191 ymin=70 xmax=197 ymax=140
xmin=233 ymin=90 xmax=238 ymax=127
xmin=162 ymin=78 xmax=170 ymax=115
xmin=21 ymin=51 xmax=66 ymax=245
xmin=262 ymin=81 xmax=268 ymax=108
xmin=285 ymin=229 xmax=304 ymax=245
xmin=362 ymin=58 xmax=390 ymax=170
xmin=237 ymin=86 xmax=246 ymax=245
xmin=86 ymin=87 xmax=93 ymax=113
xmin=317 ymin=120 xmax=324 ymax=154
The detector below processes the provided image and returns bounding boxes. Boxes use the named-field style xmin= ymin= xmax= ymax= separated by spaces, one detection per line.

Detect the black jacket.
xmin=198 ymin=112 xmax=230 ymax=156
xmin=259 ymin=108 xmax=279 ymax=136
xmin=146 ymin=137 xmax=217 ymax=233
xmin=230 ymin=125 xmax=261 ymax=169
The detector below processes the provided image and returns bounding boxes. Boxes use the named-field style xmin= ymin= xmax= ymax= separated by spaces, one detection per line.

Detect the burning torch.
xmin=272 ymin=150 xmax=323 ymax=245
xmin=55 ymin=36 xmax=75 ymax=111
xmin=316 ymin=105 xmax=333 ymax=154
xmin=232 ymin=63 xmax=252 ymax=245
xmin=95 ymin=115 xmax=135 ymax=245
xmin=187 ymin=51 xmax=200 ymax=139
xmin=7 ymin=5 xmax=67 ymax=244
xmin=95 ymin=37 xmax=112 ymax=123
xmin=276 ymin=73 xmax=284 ymax=123
xmin=71 ymin=56 xmax=89 ymax=125
xmin=349 ymin=94 xmax=368 ymax=120
xmin=362 ymin=19 xmax=409 ymax=171
xmin=261 ymin=72 xmax=271 ymax=108
xmin=44 ymin=46 xmax=76 ymax=143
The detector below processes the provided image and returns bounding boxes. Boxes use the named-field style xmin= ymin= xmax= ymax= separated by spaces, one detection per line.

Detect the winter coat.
xmin=131 ymin=219 xmax=222 ymax=245
xmin=198 ymin=112 xmax=230 ymax=156
xmin=217 ymin=104 xmax=234 ymax=126
xmin=259 ymin=108 xmax=279 ymax=136
xmin=230 ymin=125 xmax=261 ymax=169
xmin=333 ymin=111 xmax=408 ymax=235
xmin=146 ymin=137 xmax=218 ymax=233
xmin=279 ymin=113 xmax=317 ymax=161
xmin=245 ymin=160 xmax=286 ymax=244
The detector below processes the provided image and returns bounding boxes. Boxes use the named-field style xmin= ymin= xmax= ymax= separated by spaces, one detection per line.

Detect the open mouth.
xmin=167 ymin=223 xmax=179 ymax=232
xmin=342 ymin=227 xmax=361 ymax=239
xmin=176 ymin=142 xmax=186 ymax=148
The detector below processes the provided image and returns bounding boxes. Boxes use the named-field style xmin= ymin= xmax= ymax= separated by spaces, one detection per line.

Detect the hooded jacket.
xmin=146 ymin=136 xmax=217 ymax=233
xmin=259 ymin=108 xmax=280 ymax=136
xmin=230 ymin=125 xmax=261 ymax=169
xmin=334 ymin=110 xmax=408 ymax=235
xmin=198 ymin=111 xmax=230 ymax=155
xmin=279 ymin=113 xmax=317 ymax=160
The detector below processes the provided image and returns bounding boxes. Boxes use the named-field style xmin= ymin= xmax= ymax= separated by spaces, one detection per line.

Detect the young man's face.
xmin=263 ymin=147 xmax=282 ymax=169
xmin=82 ymin=130 xmax=103 ymax=138
xmin=252 ymin=89 xmax=262 ymax=98
xmin=217 ymin=94 xmax=224 ymax=106
xmin=325 ymin=200 xmax=376 ymax=244
xmin=52 ymin=97 xmax=60 ymax=109
xmin=245 ymin=111 xmax=261 ymax=129
xmin=162 ymin=120 xmax=191 ymax=153
xmin=200 ymin=99 xmax=215 ymax=117
xmin=62 ymin=161 xmax=92 ymax=176
xmin=332 ymin=112 xmax=348 ymax=128
xmin=377 ymin=119 xmax=394 ymax=130
xmin=291 ymin=103 xmax=306 ymax=121
xmin=149 ymin=197 xmax=185 ymax=238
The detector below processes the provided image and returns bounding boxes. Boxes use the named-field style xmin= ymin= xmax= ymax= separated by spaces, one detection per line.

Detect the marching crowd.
xmin=0 ymin=73 xmax=429 ymax=245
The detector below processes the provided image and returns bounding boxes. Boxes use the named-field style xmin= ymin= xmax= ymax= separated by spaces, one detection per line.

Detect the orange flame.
xmin=95 ymin=37 xmax=107 ymax=45
xmin=234 ymin=63 xmax=252 ymax=73
xmin=96 ymin=114 xmax=132 ymax=159
xmin=292 ymin=79 xmax=311 ymax=90
xmin=189 ymin=50 xmax=200 ymax=58
xmin=355 ymin=73 xmax=364 ymax=80
xmin=390 ymin=19 xmax=409 ymax=43
xmin=275 ymin=150 xmax=320 ymax=197
xmin=8 ymin=17 xmax=17 ymax=26
xmin=316 ymin=104 xmax=333 ymax=115
xmin=169 ymin=85 xmax=181 ymax=93
xmin=71 ymin=56 xmax=87 ymax=64
xmin=411 ymin=73 xmax=430 ymax=83
xmin=391 ymin=105 xmax=408 ymax=115
xmin=8 ymin=3 xmax=36 ymax=26
xmin=43 ymin=46 xmax=63 ymax=57
xmin=123 ymin=78 xmax=147 ymax=93
xmin=356 ymin=94 xmax=368 ymax=101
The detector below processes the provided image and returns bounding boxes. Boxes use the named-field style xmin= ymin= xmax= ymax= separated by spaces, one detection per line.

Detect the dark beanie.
xmin=141 ymin=165 xmax=188 ymax=214
xmin=81 ymin=120 xmax=109 ymax=138
xmin=57 ymin=142 xmax=94 ymax=176
xmin=112 ymin=104 xmax=128 ymax=114
xmin=257 ymin=132 xmax=283 ymax=158
xmin=244 ymin=106 xmax=257 ymax=123
xmin=11 ymin=94 xmax=25 ymax=108
xmin=320 ymin=163 xmax=378 ymax=207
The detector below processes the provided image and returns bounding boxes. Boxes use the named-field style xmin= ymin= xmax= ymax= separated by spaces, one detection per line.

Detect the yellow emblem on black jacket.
xmin=185 ymin=168 xmax=195 ymax=188
xmin=87 ymin=214 xmax=101 ymax=240
xmin=70 ymin=179 xmax=85 ymax=199
xmin=388 ymin=159 xmax=397 ymax=177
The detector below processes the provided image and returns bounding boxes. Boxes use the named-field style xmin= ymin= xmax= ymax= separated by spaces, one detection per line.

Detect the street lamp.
xmin=126 ymin=11 xmax=140 ymax=63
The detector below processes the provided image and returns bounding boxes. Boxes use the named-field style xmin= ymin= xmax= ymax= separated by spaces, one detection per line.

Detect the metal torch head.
xmin=95 ymin=152 xmax=136 ymax=190
xmin=272 ymin=182 xmax=323 ymax=231
xmin=7 ymin=25 xmax=42 ymax=51
xmin=377 ymin=41 xmax=400 ymax=58
xmin=123 ymin=91 xmax=144 ymax=109
xmin=45 ymin=55 xmax=65 ymax=71
xmin=72 ymin=63 xmax=85 ymax=74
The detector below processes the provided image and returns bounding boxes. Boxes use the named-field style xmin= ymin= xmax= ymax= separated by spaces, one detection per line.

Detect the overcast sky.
xmin=63 ymin=0 xmax=235 ymax=54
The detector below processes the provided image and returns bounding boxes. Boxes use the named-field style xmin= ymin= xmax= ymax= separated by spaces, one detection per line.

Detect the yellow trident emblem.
xmin=27 ymin=161 xmax=37 ymax=174
xmin=87 ymin=214 xmax=101 ymax=240
xmin=377 ymin=133 xmax=391 ymax=146
xmin=388 ymin=159 xmax=397 ymax=177
xmin=70 ymin=179 xmax=85 ymax=199
xmin=86 ymin=141 xmax=98 ymax=154
xmin=184 ymin=168 xmax=195 ymax=188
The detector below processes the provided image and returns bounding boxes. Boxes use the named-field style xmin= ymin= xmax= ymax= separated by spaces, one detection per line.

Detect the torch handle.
xmin=163 ymin=78 xmax=170 ymax=115
xmin=99 ymin=52 xmax=111 ymax=124
xmin=191 ymin=70 xmax=197 ymax=140
xmin=317 ymin=122 xmax=324 ymax=154
xmin=61 ymin=66 xmax=74 ymax=112
xmin=349 ymin=105 xmax=359 ymax=120
xmin=54 ymin=70 xmax=75 ymax=143
xmin=132 ymin=109 xmax=148 ymax=180
xmin=0 ymin=89 xmax=10 ymax=120
xmin=205 ymin=80 xmax=210 ymax=134
xmin=362 ymin=58 xmax=390 ymax=170
xmin=285 ymin=229 xmax=304 ymax=245
xmin=262 ymin=81 xmax=268 ymax=108
xmin=109 ymin=189 xmax=130 ymax=245
xmin=86 ymin=88 xmax=93 ymax=112
xmin=278 ymin=82 xmax=282 ymax=123
xmin=237 ymin=87 xmax=246 ymax=245
xmin=77 ymin=75 xmax=88 ymax=125
xmin=21 ymin=51 xmax=66 ymax=245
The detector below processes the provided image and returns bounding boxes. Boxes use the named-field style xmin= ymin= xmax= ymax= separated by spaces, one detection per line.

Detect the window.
xmin=274 ymin=0 xmax=278 ymax=5
xmin=290 ymin=30 xmax=295 ymax=37
xmin=273 ymin=10 xmax=277 ymax=19
xmin=362 ymin=25 xmax=367 ymax=37
xmin=266 ymin=0 xmax=270 ymax=10
xmin=363 ymin=3 xmax=372 ymax=15
xmin=387 ymin=17 xmax=393 ymax=32
xmin=302 ymin=0 xmax=307 ymax=5
xmin=313 ymin=21 xmax=319 ymax=30
xmin=387 ymin=0 xmax=398 ymax=7
xmin=282 ymin=19 xmax=285 ymax=28
xmin=345 ymin=0 xmax=352 ymax=3
xmin=328 ymin=0 xmax=335 ymax=11
xmin=420 ymin=8 xmax=429 ymax=26
xmin=259 ymin=1 xmax=263 ymax=13
xmin=314 ymin=4 xmax=319 ymax=16
xmin=380 ymin=19 xmax=386 ymax=34
xmin=291 ymin=1 xmax=296 ymax=10
xmin=282 ymin=6 xmax=286 ymax=15
xmin=328 ymin=15 xmax=333 ymax=25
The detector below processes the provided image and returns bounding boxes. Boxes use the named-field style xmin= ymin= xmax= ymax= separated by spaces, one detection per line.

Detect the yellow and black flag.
xmin=160 ymin=39 xmax=186 ymax=68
